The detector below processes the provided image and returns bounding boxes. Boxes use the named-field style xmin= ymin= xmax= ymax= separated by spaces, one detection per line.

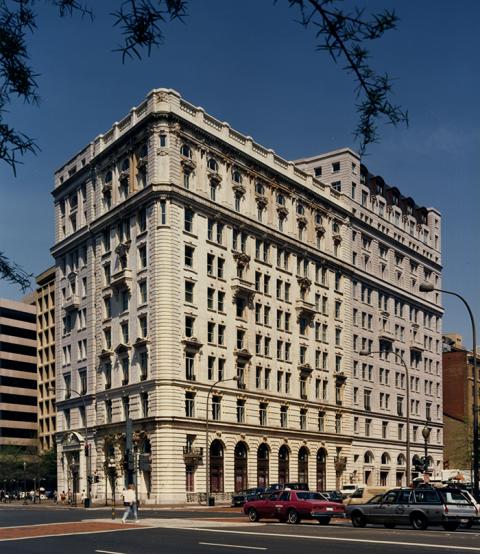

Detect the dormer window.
xmin=208 ymin=158 xmax=218 ymax=172
xmin=180 ymin=144 xmax=192 ymax=158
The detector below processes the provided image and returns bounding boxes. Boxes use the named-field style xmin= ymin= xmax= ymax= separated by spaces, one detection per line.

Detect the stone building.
xmin=443 ymin=333 xmax=479 ymax=472
xmin=52 ymin=89 xmax=443 ymax=503
xmin=0 ymin=298 xmax=37 ymax=452
xmin=36 ymin=266 xmax=56 ymax=452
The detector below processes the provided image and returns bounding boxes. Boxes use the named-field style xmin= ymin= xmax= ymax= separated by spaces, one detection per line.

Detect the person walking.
xmin=121 ymin=484 xmax=138 ymax=523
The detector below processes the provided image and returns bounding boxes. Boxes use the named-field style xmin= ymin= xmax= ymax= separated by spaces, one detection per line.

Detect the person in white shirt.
xmin=122 ymin=484 xmax=138 ymax=522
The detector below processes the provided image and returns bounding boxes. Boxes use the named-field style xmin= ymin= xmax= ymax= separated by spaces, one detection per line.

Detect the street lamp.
xmin=205 ymin=376 xmax=238 ymax=506
xmin=360 ymin=349 xmax=411 ymax=485
xmin=419 ymin=283 xmax=478 ymax=498
xmin=48 ymin=385 xmax=91 ymax=507
xmin=107 ymin=457 xmax=117 ymax=519
xmin=422 ymin=424 xmax=431 ymax=483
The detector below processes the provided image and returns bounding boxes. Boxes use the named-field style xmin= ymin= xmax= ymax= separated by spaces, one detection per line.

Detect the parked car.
xmin=320 ymin=490 xmax=344 ymax=503
xmin=231 ymin=488 xmax=265 ymax=507
xmin=265 ymin=483 xmax=309 ymax=494
xmin=346 ymin=487 xmax=478 ymax=531
xmin=244 ymin=490 xmax=345 ymax=524
xmin=340 ymin=484 xmax=362 ymax=498
xmin=344 ymin=486 xmax=390 ymax=506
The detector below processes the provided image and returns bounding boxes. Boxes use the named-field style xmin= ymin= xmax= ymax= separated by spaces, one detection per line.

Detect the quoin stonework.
xmin=52 ymin=89 xmax=443 ymax=504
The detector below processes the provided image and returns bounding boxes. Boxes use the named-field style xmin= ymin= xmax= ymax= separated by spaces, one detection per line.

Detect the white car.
xmin=340 ymin=484 xmax=363 ymax=498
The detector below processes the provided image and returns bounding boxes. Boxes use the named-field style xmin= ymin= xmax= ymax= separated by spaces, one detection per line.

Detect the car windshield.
xmin=367 ymin=494 xmax=384 ymax=504
xmin=439 ymin=490 xmax=471 ymax=505
xmin=296 ymin=492 xmax=326 ymax=501
xmin=350 ymin=488 xmax=364 ymax=498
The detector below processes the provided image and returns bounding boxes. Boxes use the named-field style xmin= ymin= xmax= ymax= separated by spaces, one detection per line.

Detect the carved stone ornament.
xmin=156 ymin=91 xmax=169 ymax=103
xmin=233 ymin=251 xmax=251 ymax=269
xmin=119 ymin=170 xmax=129 ymax=182
xmin=332 ymin=233 xmax=342 ymax=244
xmin=297 ymin=215 xmax=308 ymax=228
xmin=298 ymin=363 xmax=313 ymax=375
xmin=297 ymin=276 xmax=312 ymax=292
xmin=137 ymin=156 xmax=148 ymax=169
xmin=255 ymin=195 xmax=268 ymax=209
xmin=232 ymin=183 xmax=246 ymax=196
xmin=315 ymin=224 xmax=326 ymax=235
xmin=67 ymin=271 xmax=77 ymax=284
xmin=234 ymin=348 xmax=253 ymax=360
xmin=276 ymin=205 xmax=289 ymax=219
xmin=181 ymin=158 xmax=196 ymax=172
xmin=182 ymin=336 xmax=203 ymax=350
xmin=208 ymin=171 xmax=222 ymax=185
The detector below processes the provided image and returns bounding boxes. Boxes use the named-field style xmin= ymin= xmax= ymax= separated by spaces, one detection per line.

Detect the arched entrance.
xmin=298 ymin=447 xmax=309 ymax=484
xmin=234 ymin=442 xmax=248 ymax=492
xmin=316 ymin=448 xmax=327 ymax=491
xmin=257 ymin=444 xmax=269 ymax=488
xmin=364 ymin=451 xmax=374 ymax=485
xmin=278 ymin=445 xmax=289 ymax=484
xmin=210 ymin=440 xmax=224 ymax=493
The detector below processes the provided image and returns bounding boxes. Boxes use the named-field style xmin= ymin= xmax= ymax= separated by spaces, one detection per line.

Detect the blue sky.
xmin=0 ymin=0 xmax=478 ymax=347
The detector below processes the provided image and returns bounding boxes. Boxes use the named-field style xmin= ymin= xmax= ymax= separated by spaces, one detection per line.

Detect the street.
xmin=1 ymin=505 xmax=480 ymax=553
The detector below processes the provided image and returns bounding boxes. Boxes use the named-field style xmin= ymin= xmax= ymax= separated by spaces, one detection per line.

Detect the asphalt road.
xmin=2 ymin=526 xmax=480 ymax=554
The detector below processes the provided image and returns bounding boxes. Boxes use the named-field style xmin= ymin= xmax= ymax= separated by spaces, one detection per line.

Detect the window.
xmin=121 ymin=321 xmax=129 ymax=343
xmin=184 ymin=245 xmax=194 ymax=267
xmin=139 ymin=315 xmax=148 ymax=338
xmin=121 ymin=356 xmax=129 ymax=385
xmin=140 ymin=351 xmax=148 ymax=381
xmin=280 ymin=406 xmax=288 ymax=428
xmin=212 ymin=395 xmax=221 ymax=420
xmin=259 ymin=403 xmax=268 ymax=426
xmin=300 ymin=408 xmax=307 ymax=430
xmin=335 ymin=414 xmax=342 ymax=433
xmin=139 ymin=280 xmax=148 ymax=304
xmin=186 ymin=353 xmax=195 ymax=380
xmin=314 ymin=166 xmax=322 ymax=177
xmin=104 ymin=362 xmax=112 ymax=389
xmin=237 ymin=399 xmax=245 ymax=423
xmin=331 ymin=181 xmax=341 ymax=192
xmin=121 ymin=290 xmax=129 ymax=312
xmin=185 ymin=281 xmax=194 ymax=303
xmin=160 ymin=200 xmax=166 ymax=225
xmin=332 ymin=161 xmax=340 ymax=173
xmin=184 ymin=208 xmax=193 ymax=233
xmin=180 ymin=144 xmax=192 ymax=158
xmin=185 ymin=392 xmax=195 ymax=417
xmin=105 ymin=400 xmax=112 ymax=423
xmin=364 ymin=389 xmax=372 ymax=411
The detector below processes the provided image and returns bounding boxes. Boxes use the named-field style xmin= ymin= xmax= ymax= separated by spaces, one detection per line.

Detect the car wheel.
xmin=287 ymin=509 xmax=300 ymax=524
xmin=384 ymin=523 xmax=396 ymax=529
xmin=351 ymin=511 xmax=367 ymax=528
xmin=318 ymin=517 xmax=331 ymax=525
xmin=411 ymin=513 xmax=428 ymax=530
xmin=442 ymin=522 xmax=459 ymax=532
xmin=248 ymin=508 xmax=259 ymax=522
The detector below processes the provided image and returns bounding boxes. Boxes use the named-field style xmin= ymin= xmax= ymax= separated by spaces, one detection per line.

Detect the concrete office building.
xmin=0 ymin=298 xmax=37 ymax=452
xmin=36 ymin=266 xmax=56 ymax=452
xmin=52 ymin=90 xmax=443 ymax=503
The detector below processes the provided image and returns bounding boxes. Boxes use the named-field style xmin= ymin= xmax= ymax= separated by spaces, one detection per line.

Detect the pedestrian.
xmin=67 ymin=489 xmax=72 ymax=505
xmin=121 ymin=484 xmax=138 ymax=523
xmin=60 ymin=490 xmax=66 ymax=504
xmin=53 ymin=490 xmax=58 ymax=504
xmin=80 ymin=490 xmax=86 ymax=506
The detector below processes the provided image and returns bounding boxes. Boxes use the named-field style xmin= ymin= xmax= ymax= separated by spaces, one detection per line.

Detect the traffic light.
xmin=123 ymin=449 xmax=134 ymax=471
xmin=84 ymin=443 xmax=89 ymax=457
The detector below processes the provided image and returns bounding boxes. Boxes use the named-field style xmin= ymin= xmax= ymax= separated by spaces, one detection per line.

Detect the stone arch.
xmin=363 ymin=450 xmax=375 ymax=485
xmin=316 ymin=448 xmax=327 ymax=491
xmin=298 ymin=446 xmax=309 ymax=484
xmin=397 ymin=453 xmax=406 ymax=466
xmin=381 ymin=452 xmax=391 ymax=465
xmin=234 ymin=441 xmax=248 ymax=493
xmin=210 ymin=439 xmax=224 ymax=493
xmin=257 ymin=443 xmax=270 ymax=488
xmin=278 ymin=444 xmax=290 ymax=484
xmin=364 ymin=450 xmax=375 ymax=464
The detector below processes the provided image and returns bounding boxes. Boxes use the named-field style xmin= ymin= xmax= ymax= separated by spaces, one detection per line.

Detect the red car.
xmin=243 ymin=490 xmax=345 ymax=524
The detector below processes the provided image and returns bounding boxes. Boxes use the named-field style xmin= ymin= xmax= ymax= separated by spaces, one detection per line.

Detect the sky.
xmin=0 ymin=0 xmax=478 ymax=348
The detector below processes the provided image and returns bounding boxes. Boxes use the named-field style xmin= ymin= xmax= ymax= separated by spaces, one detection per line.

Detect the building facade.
xmin=0 ymin=298 xmax=37 ymax=452
xmin=52 ymin=89 xmax=443 ymax=503
xmin=443 ymin=333 xmax=479 ymax=473
xmin=36 ymin=266 xmax=56 ymax=452
xmin=295 ymin=150 xmax=444 ymax=485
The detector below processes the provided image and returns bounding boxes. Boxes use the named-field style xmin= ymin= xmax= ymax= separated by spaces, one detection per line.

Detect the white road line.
xmin=184 ymin=527 xmax=480 ymax=552
xmin=0 ymin=527 xmax=144 ymax=543
xmin=199 ymin=543 xmax=266 ymax=551
xmin=95 ymin=550 xmax=127 ymax=554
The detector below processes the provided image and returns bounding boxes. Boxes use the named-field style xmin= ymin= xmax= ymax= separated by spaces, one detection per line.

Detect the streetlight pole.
xmin=419 ymin=283 xmax=478 ymax=499
xmin=360 ymin=349 xmax=411 ymax=485
xmin=49 ymin=385 xmax=91 ymax=507
xmin=205 ymin=376 xmax=237 ymax=506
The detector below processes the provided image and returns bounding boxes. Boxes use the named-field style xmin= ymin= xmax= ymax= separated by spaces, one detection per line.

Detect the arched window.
xmin=234 ymin=442 xmax=248 ymax=492
xmin=381 ymin=452 xmax=390 ymax=465
xmin=397 ymin=454 xmax=406 ymax=466
xmin=296 ymin=203 xmax=305 ymax=216
xmin=255 ymin=182 xmax=265 ymax=195
xmin=232 ymin=169 xmax=242 ymax=184
xmin=121 ymin=158 xmax=130 ymax=172
xmin=276 ymin=193 xmax=285 ymax=206
xmin=208 ymin=158 xmax=218 ymax=172
xmin=105 ymin=170 xmax=112 ymax=184
xmin=180 ymin=144 xmax=192 ymax=158
xmin=257 ymin=444 xmax=269 ymax=488
xmin=364 ymin=451 xmax=374 ymax=464
xmin=315 ymin=212 xmax=323 ymax=225
xmin=316 ymin=448 xmax=327 ymax=491
xmin=210 ymin=439 xmax=224 ymax=493
xmin=298 ymin=446 xmax=309 ymax=484
xmin=332 ymin=222 xmax=340 ymax=234
xmin=278 ymin=445 xmax=289 ymax=484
